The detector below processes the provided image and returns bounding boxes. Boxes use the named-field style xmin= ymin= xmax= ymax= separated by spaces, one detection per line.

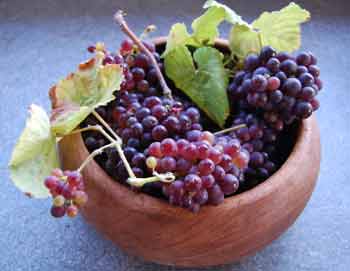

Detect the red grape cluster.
xmin=88 ymin=39 xmax=161 ymax=94
xmin=228 ymin=46 xmax=322 ymax=127
xmin=145 ymin=131 xmax=250 ymax=212
xmin=44 ymin=169 xmax=88 ymax=218
xmin=80 ymin=40 xmax=322 ymax=213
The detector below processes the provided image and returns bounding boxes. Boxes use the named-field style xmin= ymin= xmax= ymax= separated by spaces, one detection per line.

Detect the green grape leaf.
xmin=229 ymin=24 xmax=262 ymax=59
xmin=49 ymin=55 xmax=123 ymax=136
xmin=203 ymin=0 xmax=248 ymax=25
xmin=165 ymin=46 xmax=229 ymax=127
xmin=161 ymin=23 xmax=191 ymax=57
xmin=252 ymin=2 xmax=310 ymax=52
xmin=9 ymin=104 xmax=59 ymax=198
xmin=190 ymin=6 xmax=226 ymax=45
xmin=162 ymin=1 xmax=248 ymax=58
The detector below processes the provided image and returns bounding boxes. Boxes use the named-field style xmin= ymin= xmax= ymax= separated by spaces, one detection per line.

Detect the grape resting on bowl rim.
xmin=8 ymin=1 xmax=322 ymax=217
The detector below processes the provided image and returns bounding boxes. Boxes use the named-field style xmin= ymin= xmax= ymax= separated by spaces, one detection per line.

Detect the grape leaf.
xmin=49 ymin=54 xmax=123 ymax=136
xmin=162 ymin=1 xmax=247 ymax=58
xmin=9 ymin=104 xmax=59 ymax=198
xmin=228 ymin=2 xmax=310 ymax=59
xmin=162 ymin=23 xmax=191 ymax=57
xmin=203 ymin=0 xmax=248 ymax=25
xmin=165 ymin=46 xmax=229 ymax=127
xmin=190 ymin=6 xmax=226 ymax=45
xmin=252 ymin=2 xmax=310 ymax=52
xmin=229 ymin=24 xmax=262 ymax=59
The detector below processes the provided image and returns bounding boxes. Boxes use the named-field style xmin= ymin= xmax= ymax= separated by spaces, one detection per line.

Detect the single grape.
xmin=220 ymin=174 xmax=239 ymax=195
xmin=186 ymin=107 xmax=200 ymax=122
xmin=131 ymin=67 xmax=145 ymax=82
xmin=283 ymin=78 xmax=302 ymax=97
xmin=131 ymin=153 xmax=146 ymax=167
xmin=200 ymin=131 xmax=215 ymax=145
xmin=251 ymin=74 xmax=267 ymax=92
xmin=142 ymin=115 xmax=158 ymax=130
xmin=152 ymin=125 xmax=168 ymax=141
xmin=73 ymin=191 xmax=88 ymax=206
xmin=232 ymin=149 xmax=250 ymax=169
xmin=44 ymin=176 xmax=59 ymax=190
xmin=296 ymin=52 xmax=311 ymax=66
xmin=50 ymin=206 xmax=66 ymax=218
xmin=213 ymin=165 xmax=225 ymax=181
xmin=223 ymin=139 xmax=240 ymax=157
xmin=137 ymin=80 xmax=150 ymax=93
xmin=53 ymin=195 xmax=65 ymax=207
xmin=51 ymin=168 xmax=64 ymax=178
xmin=249 ymin=152 xmax=265 ymax=167
xmin=299 ymin=73 xmax=314 ymax=86
xmin=295 ymin=101 xmax=313 ymax=118
xmin=207 ymin=184 xmax=224 ymax=205
xmin=267 ymin=76 xmax=280 ymax=91
xmin=198 ymin=159 xmax=215 ymax=176
xmin=186 ymin=130 xmax=202 ymax=142
xmin=182 ymin=143 xmax=198 ymax=161
xmin=151 ymin=105 xmax=167 ymax=120
xmin=159 ymin=156 xmax=176 ymax=172
xmin=67 ymin=171 xmax=82 ymax=187
xmin=120 ymin=39 xmax=133 ymax=55
xmin=160 ymin=138 xmax=178 ymax=156
xmin=201 ymin=174 xmax=215 ymax=189
xmin=134 ymin=53 xmax=149 ymax=70
xmin=176 ymin=158 xmax=192 ymax=176
xmin=244 ymin=54 xmax=260 ymax=71
xmin=184 ymin=174 xmax=202 ymax=192
xmin=259 ymin=46 xmax=276 ymax=63
xmin=266 ymin=57 xmax=280 ymax=73
xmin=208 ymin=147 xmax=223 ymax=165
xmin=66 ymin=205 xmax=79 ymax=218
xmin=280 ymin=59 xmax=297 ymax=75
xmin=148 ymin=142 xmax=163 ymax=158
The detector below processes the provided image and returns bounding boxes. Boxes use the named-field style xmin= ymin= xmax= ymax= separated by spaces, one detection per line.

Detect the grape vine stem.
xmin=214 ymin=124 xmax=247 ymax=136
xmin=114 ymin=10 xmax=173 ymax=100
xmin=92 ymin=110 xmax=136 ymax=178
xmin=128 ymin=172 xmax=175 ymax=187
xmin=77 ymin=142 xmax=117 ymax=172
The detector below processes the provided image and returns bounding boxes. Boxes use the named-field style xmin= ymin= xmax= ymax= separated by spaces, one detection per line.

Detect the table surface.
xmin=1 ymin=0 xmax=350 ymax=270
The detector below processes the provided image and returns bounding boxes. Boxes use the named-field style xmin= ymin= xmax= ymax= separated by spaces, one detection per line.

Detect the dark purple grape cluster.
xmin=228 ymin=47 xmax=322 ymax=126
xmin=227 ymin=112 xmax=278 ymax=188
xmin=44 ymin=169 xmax=88 ymax=218
xmin=144 ymin=131 xmax=249 ymax=212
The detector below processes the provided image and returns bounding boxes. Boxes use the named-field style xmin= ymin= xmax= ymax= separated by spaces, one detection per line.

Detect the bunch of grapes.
xmin=44 ymin=169 xmax=88 ymax=218
xmin=144 ymin=131 xmax=250 ymax=212
xmin=228 ymin=46 xmax=322 ymax=127
xmin=227 ymin=112 xmax=278 ymax=189
xmin=88 ymin=39 xmax=161 ymax=95
xmin=80 ymin=38 xmax=322 ymax=213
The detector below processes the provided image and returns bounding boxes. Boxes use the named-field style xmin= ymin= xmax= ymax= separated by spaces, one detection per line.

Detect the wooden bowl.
xmin=58 ymin=39 xmax=321 ymax=267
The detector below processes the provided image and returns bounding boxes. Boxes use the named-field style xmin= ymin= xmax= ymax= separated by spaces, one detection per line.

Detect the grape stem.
xmin=92 ymin=110 xmax=136 ymax=178
xmin=127 ymin=172 xmax=175 ymax=187
xmin=77 ymin=142 xmax=118 ymax=172
xmin=114 ymin=10 xmax=173 ymax=100
xmin=214 ymin=124 xmax=247 ymax=136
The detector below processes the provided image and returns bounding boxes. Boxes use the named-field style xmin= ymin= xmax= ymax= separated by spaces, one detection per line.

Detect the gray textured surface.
xmin=1 ymin=0 xmax=350 ymax=270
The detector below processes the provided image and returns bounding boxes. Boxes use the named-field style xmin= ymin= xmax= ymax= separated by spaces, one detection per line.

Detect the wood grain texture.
xmin=58 ymin=39 xmax=321 ymax=267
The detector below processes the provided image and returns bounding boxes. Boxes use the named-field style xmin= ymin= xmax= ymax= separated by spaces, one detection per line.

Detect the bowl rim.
xmin=68 ymin=37 xmax=318 ymax=217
